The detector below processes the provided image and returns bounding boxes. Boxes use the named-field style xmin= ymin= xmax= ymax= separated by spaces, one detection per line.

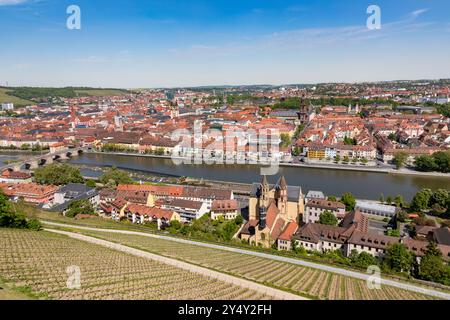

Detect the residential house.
xmin=305 ymin=190 xmax=327 ymax=204
xmin=162 ymin=198 xmax=209 ymax=222
xmin=0 ymin=170 xmax=32 ymax=184
xmin=211 ymin=199 xmax=239 ymax=220
xmin=0 ymin=183 xmax=58 ymax=204
xmin=303 ymin=199 xmax=346 ymax=224
xmin=49 ymin=183 xmax=99 ymax=213
xmin=125 ymin=203 xmax=180 ymax=226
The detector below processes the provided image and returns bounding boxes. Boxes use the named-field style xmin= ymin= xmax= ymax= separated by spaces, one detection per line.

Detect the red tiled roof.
xmin=0 ymin=183 xmax=58 ymax=198
xmin=278 ymin=221 xmax=298 ymax=241
xmin=266 ymin=201 xmax=280 ymax=230
xmin=126 ymin=204 xmax=175 ymax=220
xmin=117 ymin=184 xmax=184 ymax=197
xmin=211 ymin=199 xmax=238 ymax=212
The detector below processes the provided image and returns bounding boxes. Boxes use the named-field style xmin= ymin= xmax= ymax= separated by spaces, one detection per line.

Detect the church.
xmin=240 ymin=175 xmax=304 ymax=248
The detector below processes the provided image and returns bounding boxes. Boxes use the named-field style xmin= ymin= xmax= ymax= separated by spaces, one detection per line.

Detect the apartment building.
xmin=303 ymin=199 xmax=346 ymax=224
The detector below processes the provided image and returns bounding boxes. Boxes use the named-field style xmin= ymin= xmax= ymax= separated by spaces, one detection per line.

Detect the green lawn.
xmin=0 ymin=88 xmax=34 ymax=107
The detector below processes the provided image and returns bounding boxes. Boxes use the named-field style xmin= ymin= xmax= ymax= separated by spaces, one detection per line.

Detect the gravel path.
xmin=46 ymin=228 xmax=305 ymax=300
xmin=44 ymin=221 xmax=450 ymax=300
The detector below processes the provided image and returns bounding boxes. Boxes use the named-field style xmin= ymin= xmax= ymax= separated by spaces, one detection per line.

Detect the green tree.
xmin=319 ymin=210 xmax=338 ymax=226
xmin=394 ymin=195 xmax=405 ymax=208
xmin=27 ymin=219 xmax=42 ymax=231
xmin=344 ymin=136 xmax=357 ymax=146
xmin=349 ymin=250 xmax=380 ymax=269
xmin=0 ymin=191 xmax=36 ymax=230
xmin=220 ymin=220 xmax=238 ymax=241
xmin=280 ymin=134 xmax=292 ymax=148
xmin=384 ymin=243 xmax=413 ymax=273
xmin=393 ymin=151 xmax=408 ymax=170
xmin=20 ymin=143 xmax=31 ymax=151
xmin=388 ymin=133 xmax=397 ymax=141
xmin=328 ymin=195 xmax=337 ymax=202
xmin=419 ymin=242 xmax=447 ymax=284
xmin=292 ymin=146 xmax=301 ymax=156
xmin=424 ymin=241 xmax=442 ymax=258
xmin=386 ymin=196 xmax=393 ymax=205
xmin=341 ymin=193 xmax=356 ymax=211
xmin=419 ymin=255 xmax=448 ymax=284
xmin=31 ymin=143 xmax=43 ymax=152
xmin=433 ymin=151 xmax=450 ymax=173
xmin=234 ymin=215 xmax=244 ymax=225
xmin=415 ymin=155 xmax=437 ymax=172
xmin=86 ymin=179 xmax=97 ymax=189
xmin=65 ymin=200 xmax=95 ymax=218
xmin=292 ymin=241 xmax=307 ymax=255
xmin=386 ymin=229 xmax=401 ymax=237
xmin=334 ymin=155 xmax=341 ymax=163
xmin=100 ymin=167 xmax=134 ymax=187
xmin=410 ymin=189 xmax=433 ymax=212
xmin=293 ymin=125 xmax=305 ymax=139
xmin=430 ymin=189 xmax=449 ymax=208
xmin=34 ymin=164 xmax=84 ymax=186
xmin=436 ymin=104 xmax=450 ymax=117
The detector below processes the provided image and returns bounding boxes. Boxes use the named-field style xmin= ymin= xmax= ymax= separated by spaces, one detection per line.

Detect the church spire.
xmin=278 ymin=175 xmax=287 ymax=190
xmin=260 ymin=175 xmax=270 ymax=205
xmin=262 ymin=175 xmax=269 ymax=188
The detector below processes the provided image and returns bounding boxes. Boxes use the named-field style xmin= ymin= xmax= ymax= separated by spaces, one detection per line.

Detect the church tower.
xmin=69 ymin=105 xmax=79 ymax=130
xmin=261 ymin=175 xmax=270 ymax=208
xmin=298 ymin=95 xmax=309 ymax=125
xmin=277 ymin=175 xmax=288 ymax=215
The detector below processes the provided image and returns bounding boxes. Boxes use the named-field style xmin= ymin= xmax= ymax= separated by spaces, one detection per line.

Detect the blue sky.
xmin=1 ymin=0 xmax=450 ymax=88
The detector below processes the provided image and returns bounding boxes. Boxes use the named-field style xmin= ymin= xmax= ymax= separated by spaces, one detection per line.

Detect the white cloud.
xmin=168 ymin=7 xmax=441 ymax=59
xmin=410 ymin=8 xmax=429 ymax=19
xmin=0 ymin=0 xmax=29 ymax=6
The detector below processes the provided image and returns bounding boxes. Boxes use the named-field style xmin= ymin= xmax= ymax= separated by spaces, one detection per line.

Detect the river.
xmin=68 ymin=153 xmax=450 ymax=201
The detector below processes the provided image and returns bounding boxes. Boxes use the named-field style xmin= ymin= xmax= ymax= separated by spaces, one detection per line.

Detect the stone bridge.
xmin=1 ymin=148 xmax=86 ymax=172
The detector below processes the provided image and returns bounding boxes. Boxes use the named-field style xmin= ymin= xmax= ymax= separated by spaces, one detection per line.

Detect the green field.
xmin=74 ymin=89 xmax=129 ymax=97
xmin=0 ymin=87 xmax=128 ymax=105
xmin=0 ymin=88 xmax=34 ymax=107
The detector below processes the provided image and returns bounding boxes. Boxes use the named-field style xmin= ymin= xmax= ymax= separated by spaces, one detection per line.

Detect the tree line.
xmin=393 ymin=151 xmax=450 ymax=173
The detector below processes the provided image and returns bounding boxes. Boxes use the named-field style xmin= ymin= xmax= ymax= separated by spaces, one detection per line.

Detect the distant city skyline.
xmin=1 ymin=0 xmax=450 ymax=88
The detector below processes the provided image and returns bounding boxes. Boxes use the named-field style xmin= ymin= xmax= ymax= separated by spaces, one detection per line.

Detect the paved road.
xmin=46 ymin=228 xmax=304 ymax=300
xmin=44 ymin=221 xmax=450 ymax=300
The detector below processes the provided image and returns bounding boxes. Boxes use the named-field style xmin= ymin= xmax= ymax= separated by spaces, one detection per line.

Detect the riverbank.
xmin=75 ymin=164 xmax=253 ymax=196
xmin=84 ymin=151 xmax=450 ymax=178
xmin=68 ymin=152 xmax=450 ymax=200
